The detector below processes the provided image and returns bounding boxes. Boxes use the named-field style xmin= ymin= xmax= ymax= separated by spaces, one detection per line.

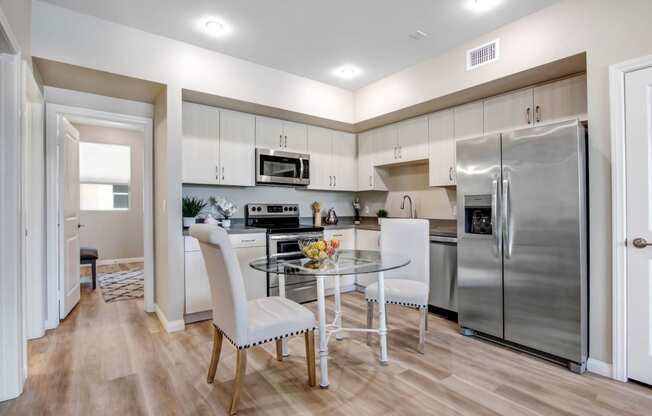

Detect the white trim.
xmin=587 ymin=358 xmax=613 ymax=378
xmin=155 ymin=304 xmax=185 ymax=333
xmin=609 ymin=53 xmax=652 ymax=383
xmin=80 ymin=257 xmax=145 ymax=267
xmin=0 ymin=6 xmax=20 ymax=55
xmin=0 ymin=53 xmax=25 ymax=401
xmin=45 ymin=104 xmax=155 ymax=329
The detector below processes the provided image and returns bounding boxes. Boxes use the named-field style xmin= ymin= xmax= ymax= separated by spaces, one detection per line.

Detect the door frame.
xmin=0 ymin=6 xmax=25 ymax=402
xmin=45 ymin=104 xmax=155 ymax=330
xmin=609 ymin=53 xmax=652 ymax=382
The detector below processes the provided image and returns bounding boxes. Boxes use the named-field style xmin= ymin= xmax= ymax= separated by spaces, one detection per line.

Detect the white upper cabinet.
xmin=255 ymin=116 xmax=307 ymax=153
xmin=307 ymin=126 xmax=357 ymax=191
xmin=331 ymin=131 xmax=357 ymax=191
xmin=484 ymin=88 xmax=534 ymax=133
xmin=182 ymin=102 xmax=255 ymax=186
xmin=307 ymin=126 xmax=333 ymax=190
xmin=219 ymin=110 xmax=256 ymax=186
xmin=283 ymin=121 xmax=308 ymax=153
xmin=533 ymin=74 xmax=587 ymax=124
xmin=454 ymin=101 xmax=484 ymax=140
xmin=428 ymin=109 xmax=456 ymax=187
xmin=397 ymin=116 xmax=429 ymax=162
xmin=357 ymin=130 xmax=387 ymax=192
xmin=374 ymin=124 xmax=399 ymax=166
xmin=182 ymin=102 xmax=220 ymax=185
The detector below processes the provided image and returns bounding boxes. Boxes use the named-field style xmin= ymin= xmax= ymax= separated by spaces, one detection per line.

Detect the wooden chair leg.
xmin=229 ymin=349 xmax=247 ymax=415
xmin=207 ymin=327 xmax=223 ymax=383
xmin=418 ymin=307 xmax=427 ymax=354
xmin=91 ymin=260 xmax=97 ymax=290
xmin=275 ymin=339 xmax=283 ymax=362
xmin=304 ymin=330 xmax=316 ymax=387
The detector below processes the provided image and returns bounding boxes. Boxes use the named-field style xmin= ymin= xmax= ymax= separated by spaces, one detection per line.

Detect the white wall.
xmin=45 ymin=86 xmax=154 ymax=119
xmin=355 ymin=0 xmax=652 ymax=365
xmin=75 ymin=124 xmax=144 ymax=261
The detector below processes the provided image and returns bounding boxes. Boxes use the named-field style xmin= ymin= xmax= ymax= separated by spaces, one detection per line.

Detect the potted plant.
xmin=376 ymin=208 xmax=388 ymax=225
xmin=209 ymin=197 xmax=238 ymax=228
xmin=182 ymin=196 xmax=207 ymax=228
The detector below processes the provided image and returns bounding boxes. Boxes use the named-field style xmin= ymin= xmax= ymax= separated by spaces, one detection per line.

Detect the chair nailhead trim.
xmin=365 ymin=298 xmax=427 ymax=309
xmin=214 ymin=325 xmax=317 ymax=350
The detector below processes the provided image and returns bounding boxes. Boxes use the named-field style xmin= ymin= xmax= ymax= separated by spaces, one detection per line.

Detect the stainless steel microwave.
xmin=256 ymin=148 xmax=310 ymax=186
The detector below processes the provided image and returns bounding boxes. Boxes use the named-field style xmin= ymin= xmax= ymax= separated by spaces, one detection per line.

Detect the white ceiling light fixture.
xmin=199 ymin=17 xmax=231 ymax=37
xmin=334 ymin=65 xmax=362 ymax=80
xmin=466 ymin=0 xmax=502 ymax=13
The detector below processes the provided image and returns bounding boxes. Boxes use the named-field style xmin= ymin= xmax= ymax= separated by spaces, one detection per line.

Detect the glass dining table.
xmin=250 ymin=249 xmax=410 ymax=388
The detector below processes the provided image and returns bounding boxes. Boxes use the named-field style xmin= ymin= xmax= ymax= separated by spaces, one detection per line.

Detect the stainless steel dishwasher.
xmin=428 ymin=235 xmax=458 ymax=313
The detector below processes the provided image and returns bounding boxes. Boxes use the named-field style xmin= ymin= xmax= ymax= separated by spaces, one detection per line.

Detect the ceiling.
xmin=39 ymin=0 xmax=560 ymax=90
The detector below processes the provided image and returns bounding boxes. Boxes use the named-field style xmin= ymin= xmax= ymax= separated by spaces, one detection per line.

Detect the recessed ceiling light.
xmin=466 ymin=0 xmax=501 ymax=12
xmin=205 ymin=20 xmax=225 ymax=35
xmin=198 ymin=17 xmax=231 ymax=37
xmin=334 ymin=65 xmax=362 ymax=80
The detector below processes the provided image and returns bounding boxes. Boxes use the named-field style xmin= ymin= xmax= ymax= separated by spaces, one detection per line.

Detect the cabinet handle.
xmin=334 ymin=176 xmax=337 ymax=187
xmin=526 ymin=107 xmax=532 ymax=124
xmin=240 ymin=239 xmax=256 ymax=243
xmin=535 ymin=105 xmax=541 ymax=123
xmin=369 ymin=175 xmax=372 ymax=187
xmin=279 ymin=134 xmax=283 ymax=147
xmin=399 ymin=146 xmax=402 ymax=159
xmin=329 ymin=176 xmax=333 ymax=186
xmin=284 ymin=135 xmax=288 ymax=148
xmin=216 ymin=165 xmax=219 ymax=180
xmin=449 ymin=167 xmax=453 ymax=181
xmin=393 ymin=146 xmax=397 ymax=159
xmin=222 ymin=166 xmax=225 ymax=181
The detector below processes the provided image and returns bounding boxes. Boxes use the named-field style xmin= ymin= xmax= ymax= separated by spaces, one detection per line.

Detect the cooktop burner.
xmin=245 ymin=203 xmax=323 ymax=234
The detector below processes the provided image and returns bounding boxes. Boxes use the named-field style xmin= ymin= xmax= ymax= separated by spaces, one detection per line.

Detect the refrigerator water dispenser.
xmin=463 ymin=194 xmax=492 ymax=235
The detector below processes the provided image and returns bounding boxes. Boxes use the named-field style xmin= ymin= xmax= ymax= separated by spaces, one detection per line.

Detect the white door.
xmin=428 ymin=109 xmax=456 ymax=187
xmin=182 ymin=102 xmax=220 ymax=184
xmin=219 ymin=109 xmax=255 ymax=186
xmin=397 ymin=116 xmax=428 ymax=162
xmin=626 ymin=66 xmax=652 ymax=385
xmin=331 ymin=131 xmax=357 ymax=191
xmin=282 ymin=121 xmax=308 ymax=153
xmin=307 ymin=126 xmax=332 ymax=190
xmin=255 ymin=116 xmax=284 ymax=150
xmin=60 ymin=117 xmax=81 ymax=319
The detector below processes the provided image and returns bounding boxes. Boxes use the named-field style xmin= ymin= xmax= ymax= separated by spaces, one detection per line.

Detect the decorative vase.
xmin=221 ymin=219 xmax=232 ymax=228
xmin=183 ymin=217 xmax=195 ymax=228
xmin=314 ymin=212 xmax=322 ymax=226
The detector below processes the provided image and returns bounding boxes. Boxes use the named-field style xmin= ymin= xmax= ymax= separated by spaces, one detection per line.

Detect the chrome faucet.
xmin=401 ymin=195 xmax=415 ymax=218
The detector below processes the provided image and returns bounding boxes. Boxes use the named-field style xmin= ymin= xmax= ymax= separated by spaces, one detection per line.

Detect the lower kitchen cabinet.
xmin=355 ymin=229 xmax=380 ymax=287
xmin=324 ymin=228 xmax=355 ymax=290
xmin=184 ymin=233 xmax=266 ymax=316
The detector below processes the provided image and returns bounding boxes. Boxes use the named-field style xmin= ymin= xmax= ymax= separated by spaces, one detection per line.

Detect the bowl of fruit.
xmin=299 ymin=238 xmax=340 ymax=262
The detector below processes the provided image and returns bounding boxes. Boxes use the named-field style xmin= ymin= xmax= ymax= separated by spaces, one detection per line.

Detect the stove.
xmin=245 ymin=203 xmax=323 ymax=304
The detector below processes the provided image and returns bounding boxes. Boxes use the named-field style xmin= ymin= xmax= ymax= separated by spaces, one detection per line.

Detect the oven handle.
xmin=268 ymin=233 xmax=324 ymax=241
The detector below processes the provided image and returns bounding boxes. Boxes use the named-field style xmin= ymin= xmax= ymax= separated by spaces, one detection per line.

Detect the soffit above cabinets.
xmin=39 ymin=0 xmax=560 ymax=90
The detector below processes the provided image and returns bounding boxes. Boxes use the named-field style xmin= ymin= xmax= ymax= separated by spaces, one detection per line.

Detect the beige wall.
xmin=75 ymin=124 xmax=144 ymax=261
xmin=355 ymin=0 xmax=652 ymax=364
xmin=359 ymin=164 xmax=456 ymax=220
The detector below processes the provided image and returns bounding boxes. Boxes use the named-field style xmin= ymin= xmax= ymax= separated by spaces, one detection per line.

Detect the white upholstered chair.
xmin=365 ymin=219 xmax=430 ymax=353
xmin=190 ymin=224 xmax=317 ymax=415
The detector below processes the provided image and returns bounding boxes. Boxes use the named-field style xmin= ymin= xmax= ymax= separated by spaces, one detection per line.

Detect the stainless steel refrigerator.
xmin=456 ymin=119 xmax=588 ymax=373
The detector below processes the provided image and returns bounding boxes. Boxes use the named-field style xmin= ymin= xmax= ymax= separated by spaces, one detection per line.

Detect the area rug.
xmin=98 ymin=269 xmax=144 ymax=303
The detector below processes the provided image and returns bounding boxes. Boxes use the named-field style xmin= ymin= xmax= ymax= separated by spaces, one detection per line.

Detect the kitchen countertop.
xmin=183 ymin=217 xmax=456 ymax=238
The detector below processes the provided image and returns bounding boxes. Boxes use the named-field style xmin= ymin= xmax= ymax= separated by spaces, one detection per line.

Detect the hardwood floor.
xmin=2 ymin=281 xmax=651 ymax=415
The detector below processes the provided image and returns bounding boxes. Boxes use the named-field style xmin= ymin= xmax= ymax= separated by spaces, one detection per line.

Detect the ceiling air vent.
xmin=466 ymin=39 xmax=500 ymax=70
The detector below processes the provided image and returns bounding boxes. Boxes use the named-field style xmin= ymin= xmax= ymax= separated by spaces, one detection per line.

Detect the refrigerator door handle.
xmin=492 ymin=178 xmax=502 ymax=258
xmin=502 ymin=176 xmax=512 ymax=258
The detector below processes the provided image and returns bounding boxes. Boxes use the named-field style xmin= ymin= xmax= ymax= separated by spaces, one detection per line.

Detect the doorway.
xmin=611 ymin=54 xmax=652 ymax=385
xmin=45 ymin=104 xmax=154 ymax=328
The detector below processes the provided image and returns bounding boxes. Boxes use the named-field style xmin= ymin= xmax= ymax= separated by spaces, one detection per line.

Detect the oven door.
xmin=256 ymin=148 xmax=310 ymax=186
xmin=267 ymin=232 xmax=322 ymax=303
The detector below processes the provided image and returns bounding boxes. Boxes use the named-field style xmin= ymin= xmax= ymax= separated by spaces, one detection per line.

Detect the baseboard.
xmin=80 ymin=257 xmax=144 ymax=267
xmin=154 ymin=304 xmax=185 ymax=333
xmin=587 ymin=358 xmax=612 ymax=378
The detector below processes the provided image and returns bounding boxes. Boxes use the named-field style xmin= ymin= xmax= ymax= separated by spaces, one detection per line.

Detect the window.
xmin=79 ymin=142 xmax=131 ymax=211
